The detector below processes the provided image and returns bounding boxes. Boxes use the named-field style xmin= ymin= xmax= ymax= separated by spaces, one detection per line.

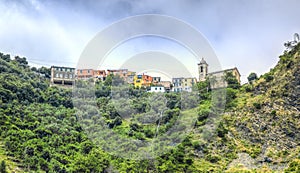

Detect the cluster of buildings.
xmin=50 ymin=58 xmax=241 ymax=92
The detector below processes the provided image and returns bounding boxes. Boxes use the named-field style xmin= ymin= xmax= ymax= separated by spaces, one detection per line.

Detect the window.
xmin=88 ymin=70 xmax=90 ymax=73
xmin=200 ymin=66 xmax=203 ymax=72
xmin=60 ymin=73 xmax=63 ymax=78
xmin=159 ymin=87 xmax=162 ymax=90
xmin=56 ymin=73 xmax=59 ymax=78
xmin=80 ymin=70 xmax=82 ymax=74
xmin=155 ymin=87 xmax=157 ymax=90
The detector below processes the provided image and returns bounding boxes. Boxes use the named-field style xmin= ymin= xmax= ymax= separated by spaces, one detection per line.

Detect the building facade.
xmin=93 ymin=70 xmax=107 ymax=81
xmin=158 ymin=81 xmax=172 ymax=92
xmin=148 ymin=86 xmax=165 ymax=93
xmin=51 ymin=66 xmax=75 ymax=86
xmin=182 ymin=77 xmax=197 ymax=92
xmin=152 ymin=77 xmax=161 ymax=84
xmin=208 ymin=67 xmax=241 ymax=88
xmin=134 ymin=74 xmax=153 ymax=88
xmin=76 ymin=69 xmax=107 ymax=81
xmin=107 ymin=69 xmax=128 ymax=78
xmin=172 ymin=77 xmax=183 ymax=92
xmin=126 ymin=71 xmax=136 ymax=84
xmin=76 ymin=69 xmax=93 ymax=79
xmin=198 ymin=58 xmax=241 ymax=89
xmin=172 ymin=77 xmax=196 ymax=92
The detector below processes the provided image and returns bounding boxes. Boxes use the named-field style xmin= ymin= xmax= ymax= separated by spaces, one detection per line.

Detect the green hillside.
xmin=0 ymin=42 xmax=299 ymax=172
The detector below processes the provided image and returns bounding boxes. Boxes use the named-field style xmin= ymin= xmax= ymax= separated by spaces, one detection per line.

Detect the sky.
xmin=0 ymin=0 xmax=299 ymax=83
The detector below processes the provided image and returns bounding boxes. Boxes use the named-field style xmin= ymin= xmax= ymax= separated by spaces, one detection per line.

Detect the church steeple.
xmin=198 ymin=57 xmax=208 ymax=81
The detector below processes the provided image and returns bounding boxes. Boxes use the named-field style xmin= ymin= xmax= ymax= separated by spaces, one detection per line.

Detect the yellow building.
xmin=133 ymin=74 xmax=153 ymax=88
xmin=134 ymin=75 xmax=143 ymax=88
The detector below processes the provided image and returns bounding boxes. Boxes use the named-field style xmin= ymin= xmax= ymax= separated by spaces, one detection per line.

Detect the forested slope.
xmin=0 ymin=42 xmax=299 ymax=172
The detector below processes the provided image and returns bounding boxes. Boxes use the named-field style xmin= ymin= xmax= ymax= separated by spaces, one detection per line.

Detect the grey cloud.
xmin=0 ymin=0 xmax=299 ymax=83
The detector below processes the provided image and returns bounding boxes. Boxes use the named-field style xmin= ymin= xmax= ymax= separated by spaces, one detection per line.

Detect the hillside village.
xmin=0 ymin=36 xmax=299 ymax=172
xmin=50 ymin=58 xmax=241 ymax=92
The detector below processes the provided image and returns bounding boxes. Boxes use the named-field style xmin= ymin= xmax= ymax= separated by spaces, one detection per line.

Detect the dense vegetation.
xmin=0 ymin=42 xmax=299 ymax=172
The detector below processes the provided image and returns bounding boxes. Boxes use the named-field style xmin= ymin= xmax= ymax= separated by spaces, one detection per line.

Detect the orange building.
xmin=76 ymin=69 xmax=107 ymax=81
xmin=93 ymin=70 xmax=107 ymax=81
xmin=143 ymin=75 xmax=153 ymax=87
xmin=76 ymin=69 xmax=93 ymax=79
xmin=107 ymin=69 xmax=128 ymax=81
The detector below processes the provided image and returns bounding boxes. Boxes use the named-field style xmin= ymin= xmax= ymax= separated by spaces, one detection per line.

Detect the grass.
xmin=0 ymin=141 xmax=23 ymax=173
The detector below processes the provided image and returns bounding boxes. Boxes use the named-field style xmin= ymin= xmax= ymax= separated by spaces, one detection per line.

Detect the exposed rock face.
xmin=227 ymin=44 xmax=300 ymax=171
xmin=227 ymin=153 xmax=258 ymax=170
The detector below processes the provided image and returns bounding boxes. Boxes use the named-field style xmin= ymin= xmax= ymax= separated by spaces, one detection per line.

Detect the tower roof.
xmin=198 ymin=57 xmax=208 ymax=65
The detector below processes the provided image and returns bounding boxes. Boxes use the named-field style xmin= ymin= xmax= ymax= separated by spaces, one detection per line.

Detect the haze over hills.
xmin=0 ymin=42 xmax=299 ymax=172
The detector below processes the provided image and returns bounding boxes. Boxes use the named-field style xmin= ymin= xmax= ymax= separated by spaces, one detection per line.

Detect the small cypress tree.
xmin=0 ymin=160 xmax=8 ymax=173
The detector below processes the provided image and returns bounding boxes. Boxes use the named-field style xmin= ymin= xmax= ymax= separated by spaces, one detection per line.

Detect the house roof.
xmin=208 ymin=67 xmax=240 ymax=76
xmin=51 ymin=65 xmax=75 ymax=70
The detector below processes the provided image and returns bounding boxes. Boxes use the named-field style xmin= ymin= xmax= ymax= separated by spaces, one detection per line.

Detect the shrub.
xmin=244 ymin=84 xmax=253 ymax=92
xmin=247 ymin=72 xmax=257 ymax=83
xmin=285 ymin=159 xmax=300 ymax=172
xmin=271 ymin=110 xmax=276 ymax=115
xmin=253 ymin=102 xmax=261 ymax=109
xmin=263 ymin=74 xmax=274 ymax=82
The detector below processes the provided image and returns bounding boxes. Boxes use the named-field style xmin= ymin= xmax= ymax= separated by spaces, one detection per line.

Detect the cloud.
xmin=0 ymin=0 xmax=299 ymax=83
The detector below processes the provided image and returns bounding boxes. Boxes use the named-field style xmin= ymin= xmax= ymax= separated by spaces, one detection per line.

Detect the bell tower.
xmin=198 ymin=58 xmax=208 ymax=81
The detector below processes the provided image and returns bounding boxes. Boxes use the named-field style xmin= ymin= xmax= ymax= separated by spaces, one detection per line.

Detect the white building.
xmin=148 ymin=86 xmax=165 ymax=93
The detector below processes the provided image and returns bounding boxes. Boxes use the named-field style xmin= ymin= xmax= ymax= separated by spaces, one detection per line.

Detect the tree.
xmin=0 ymin=54 xmax=10 ymax=62
xmin=14 ymin=56 xmax=28 ymax=67
xmin=225 ymin=72 xmax=240 ymax=89
xmin=247 ymin=72 xmax=257 ymax=84
xmin=0 ymin=160 xmax=7 ymax=173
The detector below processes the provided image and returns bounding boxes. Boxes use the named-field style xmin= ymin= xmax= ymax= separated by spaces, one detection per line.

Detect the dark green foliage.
xmin=225 ymin=88 xmax=237 ymax=109
xmin=196 ymin=80 xmax=210 ymax=100
xmin=271 ymin=110 xmax=276 ymax=115
xmin=247 ymin=72 xmax=257 ymax=83
xmin=253 ymin=102 xmax=261 ymax=109
xmin=0 ymin=53 xmax=11 ymax=62
xmin=263 ymin=73 xmax=274 ymax=82
xmin=216 ymin=121 xmax=228 ymax=138
xmin=0 ymin=160 xmax=7 ymax=173
xmin=244 ymin=84 xmax=254 ymax=92
xmin=225 ymin=72 xmax=240 ymax=89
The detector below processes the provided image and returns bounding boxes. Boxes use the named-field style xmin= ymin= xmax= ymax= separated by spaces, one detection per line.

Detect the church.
xmin=198 ymin=58 xmax=241 ymax=88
